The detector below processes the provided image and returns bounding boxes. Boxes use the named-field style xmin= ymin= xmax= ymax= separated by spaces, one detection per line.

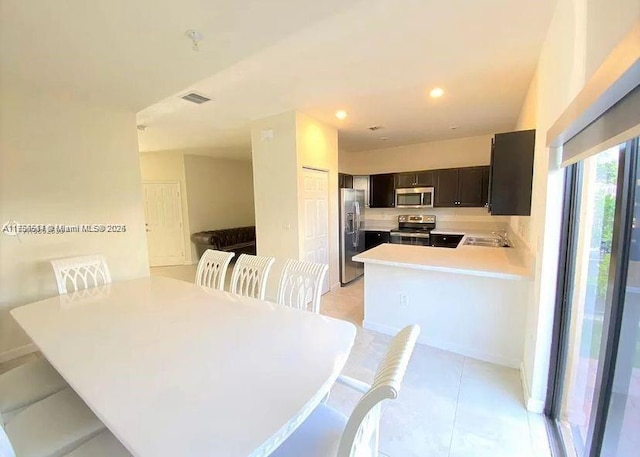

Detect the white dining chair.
xmin=195 ymin=249 xmax=235 ymax=290
xmin=51 ymin=255 xmax=112 ymax=295
xmin=270 ymin=325 xmax=420 ymax=457
xmin=276 ymin=259 xmax=328 ymax=313
xmin=2 ymin=387 xmax=105 ymax=457
xmin=0 ymin=357 xmax=67 ymax=423
xmin=229 ymin=254 xmax=275 ymax=300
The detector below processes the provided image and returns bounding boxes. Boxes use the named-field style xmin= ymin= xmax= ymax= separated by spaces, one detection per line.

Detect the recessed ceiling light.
xmin=429 ymin=87 xmax=444 ymax=98
xmin=380 ymin=137 xmax=389 ymax=141
xmin=335 ymin=110 xmax=348 ymax=120
xmin=450 ymin=125 xmax=459 ymax=130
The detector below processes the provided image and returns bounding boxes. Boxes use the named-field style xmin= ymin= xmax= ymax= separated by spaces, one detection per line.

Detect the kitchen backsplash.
xmin=364 ymin=207 xmax=511 ymax=231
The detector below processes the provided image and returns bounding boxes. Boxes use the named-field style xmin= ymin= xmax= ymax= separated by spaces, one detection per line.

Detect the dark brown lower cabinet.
xmin=364 ymin=231 xmax=390 ymax=250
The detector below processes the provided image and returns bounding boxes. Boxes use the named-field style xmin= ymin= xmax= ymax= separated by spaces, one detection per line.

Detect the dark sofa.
xmin=191 ymin=226 xmax=256 ymax=259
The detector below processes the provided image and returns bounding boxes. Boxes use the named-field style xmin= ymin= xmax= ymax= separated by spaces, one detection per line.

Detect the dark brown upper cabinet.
xmin=338 ymin=173 xmax=353 ymax=189
xmin=394 ymin=170 xmax=435 ymax=188
xmin=434 ymin=166 xmax=490 ymax=208
xmin=488 ymin=129 xmax=535 ymax=215
xmin=434 ymin=168 xmax=459 ymax=207
xmin=369 ymin=173 xmax=395 ymax=208
xmin=458 ymin=167 xmax=490 ymax=207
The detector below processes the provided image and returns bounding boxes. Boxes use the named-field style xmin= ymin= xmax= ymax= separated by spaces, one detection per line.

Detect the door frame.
xmin=142 ymin=180 xmax=187 ymax=267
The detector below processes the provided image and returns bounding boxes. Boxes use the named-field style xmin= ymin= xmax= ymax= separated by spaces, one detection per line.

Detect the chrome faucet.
xmin=491 ymin=230 xmax=511 ymax=247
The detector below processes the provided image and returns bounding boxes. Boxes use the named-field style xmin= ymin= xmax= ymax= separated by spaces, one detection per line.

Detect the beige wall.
xmin=139 ymin=151 xmax=192 ymax=263
xmin=250 ymin=112 xmax=300 ymax=263
xmin=139 ymin=152 xmax=256 ymax=264
xmin=0 ymin=84 xmax=149 ymax=358
xmin=184 ymin=155 xmax=255 ymax=260
xmin=250 ymin=112 xmax=301 ymax=300
xmin=251 ymin=111 xmax=339 ymax=298
xmin=514 ymin=0 xmax=639 ymax=411
xmin=510 ymin=72 xmax=539 ymax=249
xmin=339 ymin=134 xmax=493 ymax=175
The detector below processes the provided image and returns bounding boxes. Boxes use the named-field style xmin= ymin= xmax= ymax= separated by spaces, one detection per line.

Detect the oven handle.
xmin=390 ymin=232 xmax=431 ymax=239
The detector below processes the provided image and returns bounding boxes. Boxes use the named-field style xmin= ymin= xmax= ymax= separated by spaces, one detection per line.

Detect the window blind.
xmin=562 ymin=83 xmax=640 ymax=167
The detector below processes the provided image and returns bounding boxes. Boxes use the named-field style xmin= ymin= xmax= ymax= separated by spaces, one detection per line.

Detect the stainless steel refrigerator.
xmin=340 ymin=189 xmax=365 ymax=285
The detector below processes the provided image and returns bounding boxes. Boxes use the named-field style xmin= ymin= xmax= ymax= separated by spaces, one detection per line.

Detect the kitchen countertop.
xmin=353 ymin=241 xmax=532 ymax=280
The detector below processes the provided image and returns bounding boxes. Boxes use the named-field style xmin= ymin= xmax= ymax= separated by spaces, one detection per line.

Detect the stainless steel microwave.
xmin=395 ymin=187 xmax=434 ymax=208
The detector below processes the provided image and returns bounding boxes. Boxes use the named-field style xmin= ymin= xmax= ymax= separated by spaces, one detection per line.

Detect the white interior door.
xmin=143 ymin=182 xmax=185 ymax=267
xmin=302 ymin=168 xmax=330 ymax=294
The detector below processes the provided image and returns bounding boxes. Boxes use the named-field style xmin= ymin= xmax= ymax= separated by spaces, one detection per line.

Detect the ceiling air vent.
xmin=181 ymin=92 xmax=211 ymax=104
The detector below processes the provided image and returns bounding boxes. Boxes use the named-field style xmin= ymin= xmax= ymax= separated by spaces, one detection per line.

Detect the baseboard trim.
xmin=0 ymin=343 xmax=37 ymax=363
xmin=520 ymin=361 xmax=545 ymax=413
xmin=330 ymin=282 xmax=341 ymax=292
xmin=363 ymin=320 xmax=521 ymax=369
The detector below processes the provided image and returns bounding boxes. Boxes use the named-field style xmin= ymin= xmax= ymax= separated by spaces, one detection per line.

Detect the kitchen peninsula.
xmin=353 ymin=239 xmax=533 ymax=368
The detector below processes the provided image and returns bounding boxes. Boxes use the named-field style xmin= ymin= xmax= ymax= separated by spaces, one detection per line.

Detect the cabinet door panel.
xmin=364 ymin=231 xmax=390 ymax=250
xmin=490 ymin=130 xmax=535 ymax=215
xmin=353 ymin=175 xmax=370 ymax=207
xmin=434 ymin=169 xmax=459 ymax=207
xmin=394 ymin=173 xmax=416 ymax=188
xmin=458 ymin=167 xmax=487 ymax=207
xmin=339 ymin=173 xmax=354 ymax=189
xmin=415 ymin=170 xmax=435 ymax=187
xmin=481 ymin=166 xmax=490 ymax=208
xmin=370 ymin=174 xmax=395 ymax=208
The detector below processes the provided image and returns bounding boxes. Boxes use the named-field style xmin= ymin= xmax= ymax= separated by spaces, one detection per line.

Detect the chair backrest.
xmin=276 ymin=259 xmax=328 ymax=313
xmin=50 ymin=255 xmax=112 ymax=295
xmin=337 ymin=325 xmax=420 ymax=457
xmin=229 ymin=254 xmax=275 ymax=300
xmin=195 ymin=249 xmax=235 ymax=290
xmin=0 ymin=422 xmax=16 ymax=457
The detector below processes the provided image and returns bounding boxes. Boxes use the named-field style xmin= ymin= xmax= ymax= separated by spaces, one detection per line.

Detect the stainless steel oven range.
xmin=389 ymin=215 xmax=436 ymax=246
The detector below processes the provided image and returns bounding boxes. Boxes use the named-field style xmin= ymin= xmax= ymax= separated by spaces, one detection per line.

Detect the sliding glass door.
xmin=599 ymin=140 xmax=640 ymax=457
xmin=558 ymin=147 xmax=619 ymax=455
xmin=549 ymin=137 xmax=639 ymax=457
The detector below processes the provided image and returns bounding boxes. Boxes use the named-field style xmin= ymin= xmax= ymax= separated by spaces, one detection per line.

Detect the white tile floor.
xmin=0 ymin=265 xmax=549 ymax=456
xmin=148 ymin=264 xmax=550 ymax=457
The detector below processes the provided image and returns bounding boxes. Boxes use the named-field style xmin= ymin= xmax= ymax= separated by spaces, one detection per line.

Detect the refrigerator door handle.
xmin=354 ymin=200 xmax=360 ymax=248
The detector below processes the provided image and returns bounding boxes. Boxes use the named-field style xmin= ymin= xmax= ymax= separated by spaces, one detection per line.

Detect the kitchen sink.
xmin=463 ymin=236 xmax=511 ymax=248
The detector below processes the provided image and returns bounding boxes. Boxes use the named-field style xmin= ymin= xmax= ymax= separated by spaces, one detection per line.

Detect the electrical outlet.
xmin=399 ymin=293 xmax=408 ymax=307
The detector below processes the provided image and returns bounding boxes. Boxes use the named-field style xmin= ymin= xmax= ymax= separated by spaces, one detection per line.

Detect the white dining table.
xmin=10 ymin=276 xmax=356 ymax=457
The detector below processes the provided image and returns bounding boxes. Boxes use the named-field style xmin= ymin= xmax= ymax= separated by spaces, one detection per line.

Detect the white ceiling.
xmin=1 ymin=0 xmax=557 ymax=158
xmin=0 ymin=0 xmax=358 ymax=110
